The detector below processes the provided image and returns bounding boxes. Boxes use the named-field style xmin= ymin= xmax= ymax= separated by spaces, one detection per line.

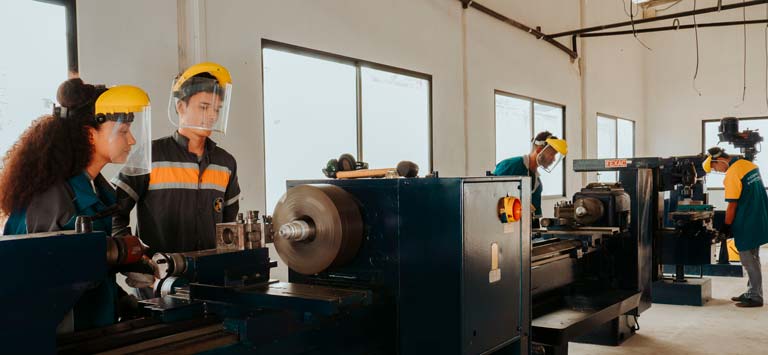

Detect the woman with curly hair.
xmin=1 ymin=78 xmax=152 ymax=234
xmin=0 ymin=78 xmax=152 ymax=331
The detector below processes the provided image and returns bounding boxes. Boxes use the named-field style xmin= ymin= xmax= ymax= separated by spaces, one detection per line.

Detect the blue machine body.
xmin=14 ymin=177 xmax=532 ymax=355
xmin=140 ymin=177 xmax=532 ymax=354
xmin=0 ymin=231 xmax=108 ymax=354
xmin=284 ymin=177 xmax=532 ymax=354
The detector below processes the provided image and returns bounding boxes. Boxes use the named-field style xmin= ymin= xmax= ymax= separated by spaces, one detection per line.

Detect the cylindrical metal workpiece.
xmin=272 ymin=184 xmax=363 ymax=275
xmin=152 ymin=252 xmax=188 ymax=279
xmin=278 ymin=220 xmax=316 ymax=242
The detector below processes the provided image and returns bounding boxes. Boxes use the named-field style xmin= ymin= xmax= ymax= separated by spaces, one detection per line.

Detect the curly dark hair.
xmin=0 ymin=78 xmax=107 ymax=216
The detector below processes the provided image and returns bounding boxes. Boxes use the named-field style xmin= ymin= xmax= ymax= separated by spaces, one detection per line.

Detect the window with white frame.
xmin=495 ymin=91 xmax=565 ymax=197
xmin=263 ymin=42 xmax=431 ymax=212
xmin=703 ymin=118 xmax=768 ymax=189
xmin=596 ymin=114 xmax=635 ymax=182
xmin=0 ymin=0 xmax=70 ymax=163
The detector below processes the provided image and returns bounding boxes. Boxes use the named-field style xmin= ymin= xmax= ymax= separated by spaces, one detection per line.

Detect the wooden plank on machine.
xmin=336 ymin=168 xmax=394 ymax=179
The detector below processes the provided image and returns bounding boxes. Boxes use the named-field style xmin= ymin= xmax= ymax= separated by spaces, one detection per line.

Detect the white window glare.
xmin=597 ymin=116 xmax=617 ymax=182
xmin=534 ymin=103 xmax=564 ymax=196
xmin=495 ymin=95 xmax=531 ymax=161
xmin=597 ymin=115 xmax=634 ymax=183
xmin=263 ymin=49 xmax=357 ymax=212
xmin=0 ymin=0 xmax=67 ymax=163
xmin=263 ymin=46 xmax=431 ymax=213
xmin=361 ymin=67 xmax=429 ymax=172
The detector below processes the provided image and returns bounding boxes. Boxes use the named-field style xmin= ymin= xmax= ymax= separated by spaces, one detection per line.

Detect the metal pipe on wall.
xmin=460 ymin=0 xmax=578 ymax=60
xmin=579 ymin=19 xmax=768 ymax=37
xmin=547 ymin=0 xmax=768 ymax=38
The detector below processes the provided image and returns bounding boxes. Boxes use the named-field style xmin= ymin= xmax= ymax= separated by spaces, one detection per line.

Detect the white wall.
xmin=77 ymin=0 xmax=179 ymax=179
xmin=464 ymin=0 xmax=649 ymax=214
xmin=583 ymin=0 xmax=648 ymax=158
xmin=643 ymin=1 xmax=768 ymax=208
xmin=206 ymin=1 xmax=468 ymax=280
xmin=645 ymin=1 xmax=768 ymax=158
xmin=76 ymin=0 xmax=648 ymax=277
xmin=203 ymin=0 xmax=466 ymax=217
xmin=464 ymin=0 xmax=583 ymax=214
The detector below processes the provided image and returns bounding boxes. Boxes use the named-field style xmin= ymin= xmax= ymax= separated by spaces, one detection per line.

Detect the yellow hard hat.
xmin=702 ymin=155 xmax=712 ymax=174
xmin=95 ymin=85 xmax=150 ymax=115
xmin=545 ymin=137 xmax=568 ymax=156
xmin=172 ymin=62 xmax=232 ymax=92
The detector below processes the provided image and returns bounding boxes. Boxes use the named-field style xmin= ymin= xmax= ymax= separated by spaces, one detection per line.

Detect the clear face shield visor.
xmin=102 ymin=107 xmax=152 ymax=176
xmin=168 ymin=77 xmax=232 ymax=134
xmin=536 ymin=144 xmax=564 ymax=173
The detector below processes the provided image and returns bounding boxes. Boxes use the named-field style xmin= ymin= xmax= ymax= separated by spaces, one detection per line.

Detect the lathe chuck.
xmin=272 ymin=184 xmax=363 ymax=275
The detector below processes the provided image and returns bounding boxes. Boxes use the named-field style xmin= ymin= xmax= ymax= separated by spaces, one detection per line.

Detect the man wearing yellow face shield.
xmin=113 ymin=62 xmax=240 ymax=257
xmin=704 ymin=146 xmax=768 ymax=307
xmin=493 ymin=131 xmax=568 ymax=216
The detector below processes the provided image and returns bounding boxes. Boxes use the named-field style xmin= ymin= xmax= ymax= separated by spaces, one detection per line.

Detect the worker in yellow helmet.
xmin=113 ymin=63 xmax=241 ymax=298
xmin=493 ymin=131 xmax=568 ymax=217
xmin=96 ymin=85 xmax=153 ymax=176
xmin=703 ymin=146 xmax=768 ymax=307
xmin=1 ymin=79 xmax=152 ymax=331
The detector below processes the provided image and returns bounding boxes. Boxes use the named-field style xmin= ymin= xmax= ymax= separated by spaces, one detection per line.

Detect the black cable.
xmin=632 ymin=314 xmax=641 ymax=331
xmin=628 ymin=0 xmax=652 ymax=50
xmin=622 ymin=0 xmax=640 ymax=18
xmin=740 ymin=0 xmax=748 ymax=104
xmin=693 ymin=0 xmax=702 ymax=96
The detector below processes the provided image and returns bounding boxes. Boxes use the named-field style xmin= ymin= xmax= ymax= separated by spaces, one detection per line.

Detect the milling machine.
xmin=573 ymin=156 xmax=727 ymax=306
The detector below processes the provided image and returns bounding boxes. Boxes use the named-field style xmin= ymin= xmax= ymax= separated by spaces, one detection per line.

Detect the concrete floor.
xmin=571 ymin=245 xmax=768 ymax=355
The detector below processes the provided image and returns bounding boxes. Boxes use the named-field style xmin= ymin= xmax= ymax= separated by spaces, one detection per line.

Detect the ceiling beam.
xmin=547 ymin=0 xmax=767 ymax=38
xmin=579 ymin=18 xmax=768 ymax=37
xmin=460 ymin=0 xmax=578 ymax=60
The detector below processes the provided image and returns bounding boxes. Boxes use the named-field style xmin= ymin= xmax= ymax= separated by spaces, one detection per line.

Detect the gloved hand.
xmin=121 ymin=256 xmax=158 ymax=288
xmin=124 ymin=272 xmax=155 ymax=289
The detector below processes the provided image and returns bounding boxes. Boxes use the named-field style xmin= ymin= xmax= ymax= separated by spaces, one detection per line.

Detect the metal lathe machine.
xmin=3 ymin=177 xmax=532 ymax=354
xmin=6 ymin=156 xmax=729 ymax=354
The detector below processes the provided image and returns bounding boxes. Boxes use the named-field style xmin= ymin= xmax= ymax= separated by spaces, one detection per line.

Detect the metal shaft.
xmin=75 ymin=216 xmax=93 ymax=233
xmin=278 ymin=220 xmax=316 ymax=242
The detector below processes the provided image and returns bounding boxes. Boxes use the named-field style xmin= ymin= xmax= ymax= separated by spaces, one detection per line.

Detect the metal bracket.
xmin=459 ymin=0 xmax=578 ymax=60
